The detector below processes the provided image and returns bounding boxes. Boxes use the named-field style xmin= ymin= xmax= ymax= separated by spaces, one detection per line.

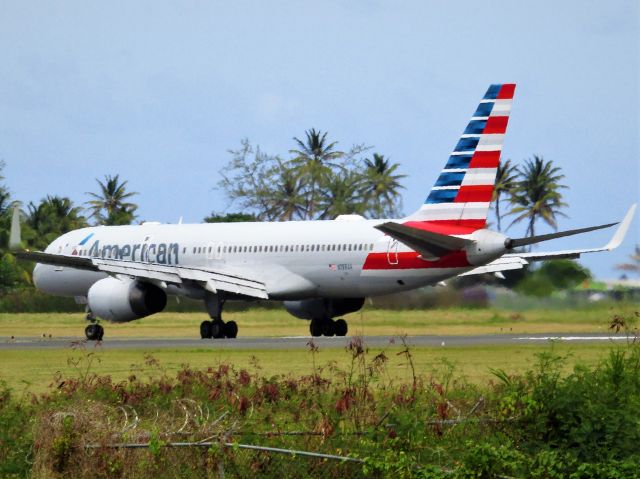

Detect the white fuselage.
xmin=33 ymin=218 xmax=496 ymax=301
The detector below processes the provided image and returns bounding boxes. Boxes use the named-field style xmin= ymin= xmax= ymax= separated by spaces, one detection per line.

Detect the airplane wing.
xmin=374 ymin=221 xmax=472 ymax=258
xmin=14 ymin=251 xmax=268 ymax=299
xmin=458 ymin=256 xmax=529 ymax=276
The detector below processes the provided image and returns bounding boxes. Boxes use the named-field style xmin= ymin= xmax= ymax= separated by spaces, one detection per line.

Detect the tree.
xmin=493 ymin=159 xmax=518 ymax=231
xmin=0 ymin=160 xmax=13 ymax=252
xmin=262 ymin=164 xmax=307 ymax=221
xmin=318 ymin=170 xmax=366 ymax=219
xmin=508 ymin=156 xmax=568 ymax=239
xmin=616 ymin=245 xmax=640 ymax=277
xmin=218 ymin=140 xmax=294 ymax=221
xmin=0 ymin=160 xmax=11 ymax=220
xmin=515 ymin=260 xmax=591 ymax=297
xmin=204 ymin=212 xmax=258 ymax=223
xmin=27 ymin=196 xmax=86 ymax=251
xmin=361 ymin=153 xmax=406 ymax=218
xmin=289 ymin=129 xmax=346 ymax=219
xmin=86 ymin=174 xmax=138 ymax=225
xmin=219 ymin=134 xmax=376 ymax=221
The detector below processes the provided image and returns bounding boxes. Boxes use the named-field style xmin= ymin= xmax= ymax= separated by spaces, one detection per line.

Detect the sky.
xmin=0 ymin=0 xmax=638 ymax=279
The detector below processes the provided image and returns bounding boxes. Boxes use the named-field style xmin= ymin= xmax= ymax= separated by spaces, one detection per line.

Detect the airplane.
xmin=9 ymin=83 xmax=636 ymax=341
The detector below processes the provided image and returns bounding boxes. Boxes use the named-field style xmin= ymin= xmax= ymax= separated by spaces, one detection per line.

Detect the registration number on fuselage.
xmin=329 ymin=263 xmax=353 ymax=271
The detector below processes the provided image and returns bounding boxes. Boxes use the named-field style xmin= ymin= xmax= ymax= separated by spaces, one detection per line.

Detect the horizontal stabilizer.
xmin=505 ymin=222 xmax=618 ymax=249
xmin=375 ymin=221 xmax=472 ymax=258
xmin=504 ymin=204 xmax=636 ymax=262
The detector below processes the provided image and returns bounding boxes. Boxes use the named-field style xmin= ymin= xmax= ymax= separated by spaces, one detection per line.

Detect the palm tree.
xmin=27 ymin=196 xmax=86 ymax=250
xmin=318 ymin=171 xmax=366 ymax=219
xmin=266 ymin=166 xmax=307 ymax=221
xmin=616 ymin=245 xmax=640 ymax=276
xmin=361 ymin=153 xmax=406 ymax=218
xmin=508 ymin=155 xmax=568 ymax=239
xmin=289 ymin=129 xmax=344 ymax=219
xmin=86 ymin=175 xmax=138 ymax=225
xmin=493 ymin=159 xmax=519 ymax=231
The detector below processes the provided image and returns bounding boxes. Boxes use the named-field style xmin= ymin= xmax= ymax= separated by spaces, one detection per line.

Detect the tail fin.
xmin=405 ymin=84 xmax=515 ymax=232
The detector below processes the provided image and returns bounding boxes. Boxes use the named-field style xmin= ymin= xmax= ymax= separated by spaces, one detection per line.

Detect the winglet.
xmin=604 ymin=203 xmax=636 ymax=251
xmin=8 ymin=202 xmax=22 ymax=250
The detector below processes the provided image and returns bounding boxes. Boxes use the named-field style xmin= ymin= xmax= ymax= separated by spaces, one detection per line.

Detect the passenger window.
xmin=311 ymin=245 xmax=315 ymax=252
xmin=370 ymin=244 xmax=374 ymax=250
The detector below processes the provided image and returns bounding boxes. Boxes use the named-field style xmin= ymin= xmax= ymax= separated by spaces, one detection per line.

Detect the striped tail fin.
xmin=405 ymin=84 xmax=515 ymax=233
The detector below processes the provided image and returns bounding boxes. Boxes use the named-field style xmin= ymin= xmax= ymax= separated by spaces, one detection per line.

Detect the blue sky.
xmin=1 ymin=0 xmax=638 ymax=279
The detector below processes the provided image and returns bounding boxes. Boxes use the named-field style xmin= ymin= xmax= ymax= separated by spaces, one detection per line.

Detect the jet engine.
xmin=87 ymin=277 xmax=167 ymax=322
xmin=283 ymin=297 xmax=365 ymax=320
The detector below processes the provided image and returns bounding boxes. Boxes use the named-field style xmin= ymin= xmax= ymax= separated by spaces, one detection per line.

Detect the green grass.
xmin=0 ymin=303 xmax=631 ymax=339
xmin=0 ymin=305 xmax=634 ymax=392
xmin=0 ymin=340 xmax=618 ymax=393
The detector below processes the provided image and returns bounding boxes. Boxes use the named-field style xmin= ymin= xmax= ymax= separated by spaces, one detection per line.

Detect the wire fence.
xmin=81 ymin=440 xmax=366 ymax=478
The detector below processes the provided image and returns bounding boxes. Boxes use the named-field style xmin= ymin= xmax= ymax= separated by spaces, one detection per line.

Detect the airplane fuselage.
xmin=34 ymin=218 xmax=496 ymax=301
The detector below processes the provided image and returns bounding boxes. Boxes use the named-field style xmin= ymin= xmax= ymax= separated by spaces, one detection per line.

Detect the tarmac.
xmin=0 ymin=333 xmax=633 ymax=350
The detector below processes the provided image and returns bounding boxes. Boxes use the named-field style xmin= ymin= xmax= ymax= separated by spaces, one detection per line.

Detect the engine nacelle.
xmin=283 ymin=297 xmax=365 ymax=320
xmin=87 ymin=277 xmax=167 ymax=323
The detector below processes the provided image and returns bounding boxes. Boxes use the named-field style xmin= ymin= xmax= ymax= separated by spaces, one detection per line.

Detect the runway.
xmin=0 ymin=333 xmax=634 ymax=351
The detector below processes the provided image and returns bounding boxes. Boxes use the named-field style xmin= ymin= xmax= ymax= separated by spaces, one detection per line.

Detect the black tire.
xmin=200 ymin=320 xmax=213 ymax=339
xmin=211 ymin=322 xmax=224 ymax=339
xmin=96 ymin=324 xmax=104 ymax=341
xmin=334 ymin=319 xmax=348 ymax=337
xmin=85 ymin=324 xmax=101 ymax=341
xmin=224 ymin=320 xmax=238 ymax=339
xmin=322 ymin=319 xmax=336 ymax=337
xmin=309 ymin=319 xmax=323 ymax=337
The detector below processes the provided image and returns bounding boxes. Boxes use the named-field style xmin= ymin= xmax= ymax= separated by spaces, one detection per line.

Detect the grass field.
xmin=0 ymin=304 xmax=635 ymax=392
xmin=0 ymin=303 xmax=632 ymax=339
xmin=0 ymin=340 xmax=624 ymax=393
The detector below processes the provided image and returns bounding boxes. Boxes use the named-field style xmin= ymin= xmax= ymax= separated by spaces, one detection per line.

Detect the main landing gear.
xmin=309 ymin=318 xmax=348 ymax=337
xmin=200 ymin=292 xmax=238 ymax=339
xmin=84 ymin=311 xmax=104 ymax=341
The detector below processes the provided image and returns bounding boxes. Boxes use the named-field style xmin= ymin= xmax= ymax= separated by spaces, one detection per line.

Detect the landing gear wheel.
xmin=310 ymin=319 xmax=323 ymax=337
xmin=85 ymin=323 xmax=104 ymax=341
xmin=334 ymin=319 xmax=348 ymax=337
xmin=200 ymin=320 xmax=213 ymax=339
xmin=322 ymin=319 xmax=336 ymax=337
xmin=211 ymin=321 xmax=224 ymax=339
xmin=224 ymin=321 xmax=238 ymax=339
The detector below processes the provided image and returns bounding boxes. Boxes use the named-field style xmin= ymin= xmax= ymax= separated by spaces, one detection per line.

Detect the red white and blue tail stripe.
xmin=405 ymin=83 xmax=515 ymax=232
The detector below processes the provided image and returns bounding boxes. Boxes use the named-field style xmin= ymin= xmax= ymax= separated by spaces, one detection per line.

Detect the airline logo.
xmin=416 ymin=83 xmax=515 ymax=231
